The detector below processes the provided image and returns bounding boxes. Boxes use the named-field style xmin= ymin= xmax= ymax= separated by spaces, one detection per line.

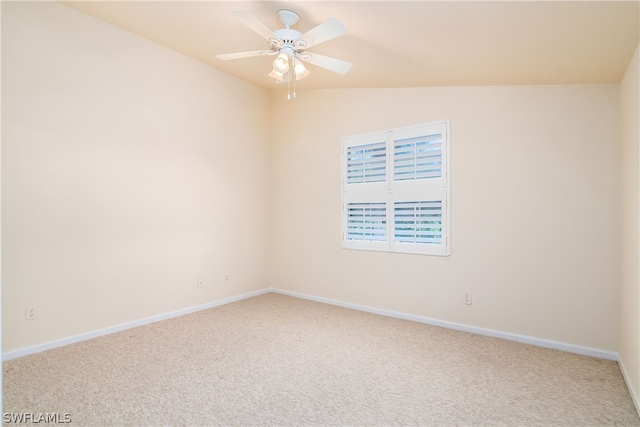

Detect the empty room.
xmin=2 ymin=0 xmax=640 ymax=425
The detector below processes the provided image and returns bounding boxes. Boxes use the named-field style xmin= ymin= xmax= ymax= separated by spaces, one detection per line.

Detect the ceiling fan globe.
xmin=273 ymin=52 xmax=290 ymax=73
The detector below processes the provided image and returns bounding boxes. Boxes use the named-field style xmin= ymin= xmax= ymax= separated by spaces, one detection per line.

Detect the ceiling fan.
xmin=216 ymin=9 xmax=353 ymax=88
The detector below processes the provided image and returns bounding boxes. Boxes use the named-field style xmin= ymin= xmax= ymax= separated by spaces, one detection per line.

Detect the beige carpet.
xmin=3 ymin=292 xmax=639 ymax=426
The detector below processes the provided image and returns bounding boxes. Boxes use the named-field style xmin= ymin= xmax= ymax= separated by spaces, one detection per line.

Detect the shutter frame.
xmin=342 ymin=120 xmax=450 ymax=256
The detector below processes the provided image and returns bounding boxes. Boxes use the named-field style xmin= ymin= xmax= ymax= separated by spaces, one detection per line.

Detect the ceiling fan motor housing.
xmin=274 ymin=28 xmax=303 ymax=46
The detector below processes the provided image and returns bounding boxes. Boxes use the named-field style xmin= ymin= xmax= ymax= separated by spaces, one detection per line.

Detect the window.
xmin=342 ymin=121 xmax=450 ymax=256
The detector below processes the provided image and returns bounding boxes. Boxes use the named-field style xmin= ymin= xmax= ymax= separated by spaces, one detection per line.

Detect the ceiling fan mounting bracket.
xmin=277 ymin=9 xmax=300 ymax=28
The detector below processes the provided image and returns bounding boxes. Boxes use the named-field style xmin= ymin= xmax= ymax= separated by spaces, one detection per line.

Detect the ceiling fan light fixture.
xmin=269 ymin=68 xmax=284 ymax=82
xmin=272 ymin=52 xmax=290 ymax=73
xmin=294 ymin=60 xmax=310 ymax=80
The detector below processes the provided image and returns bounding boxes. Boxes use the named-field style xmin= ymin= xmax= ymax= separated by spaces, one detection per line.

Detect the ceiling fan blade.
xmin=301 ymin=17 xmax=347 ymax=49
xmin=231 ymin=11 xmax=277 ymax=41
xmin=217 ymin=50 xmax=273 ymax=60
xmin=302 ymin=52 xmax=352 ymax=75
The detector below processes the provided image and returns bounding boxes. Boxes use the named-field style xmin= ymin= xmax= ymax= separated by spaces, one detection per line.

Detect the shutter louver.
xmin=346 ymin=141 xmax=386 ymax=184
xmin=394 ymin=201 xmax=442 ymax=244
xmin=346 ymin=202 xmax=387 ymax=241
xmin=394 ymin=133 xmax=442 ymax=181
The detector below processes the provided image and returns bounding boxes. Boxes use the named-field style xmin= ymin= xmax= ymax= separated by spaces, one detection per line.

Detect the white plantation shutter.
xmin=342 ymin=120 xmax=449 ymax=255
xmin=393 ymin=201 xmax=443 ymax=244
xmin=394 ymin=134 xmax=442 ymax=181
xmin=342 ymin=134 xmax=389 ymax=192
xmin=392 ymin=122 xmax=447 ymax=191
xmin=390 ymin=191 xmax=448 ymax=255
xmin=346 ymin=141 xmax=387 ymax=184
xmin=342 ymin=196 xmax=389 ymax=251
xmin=346 ymin=202 xmax=387 ymax=241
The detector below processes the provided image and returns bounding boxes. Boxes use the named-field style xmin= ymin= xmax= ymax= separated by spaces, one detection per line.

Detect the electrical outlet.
xmin=197 ymin=279 xmax=204 ymax=288
xmin=25 ymin=305 xmax=37 ymax=321
xmin=464 ymin=293 xmax=472 ymax=305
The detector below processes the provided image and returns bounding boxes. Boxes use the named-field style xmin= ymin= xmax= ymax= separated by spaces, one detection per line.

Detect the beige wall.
xmin=2 ymin=2 xmax=271 ymax=352
xmin=620 ymin=43 xmax=640 ymax=407
xmin=1 ymin=0 xmax=632 ymax=364
xmin=270 ymin=85 xmax=621 ymax=352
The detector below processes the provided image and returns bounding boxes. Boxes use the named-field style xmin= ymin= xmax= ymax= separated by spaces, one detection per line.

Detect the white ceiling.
xmin=61 ymin=1 xmax=640 ymax=91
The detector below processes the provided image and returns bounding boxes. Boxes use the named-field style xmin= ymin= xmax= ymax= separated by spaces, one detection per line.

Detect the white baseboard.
xmin=4 ymin=287 xmax=620 ymax=364
xmin=2 ymin=288 xmax=270 ymax=361
xmin=270 ymin=287 xmax=620 ymax=361
xmin=619 ymin=356 xmax=640 ymax=415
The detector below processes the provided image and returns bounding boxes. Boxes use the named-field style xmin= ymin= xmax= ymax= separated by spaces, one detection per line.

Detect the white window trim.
xmin=341 ymin=120 xmax=450 ymax=256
